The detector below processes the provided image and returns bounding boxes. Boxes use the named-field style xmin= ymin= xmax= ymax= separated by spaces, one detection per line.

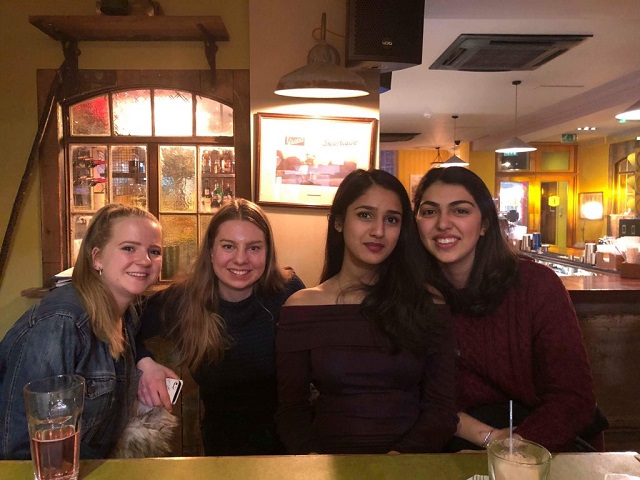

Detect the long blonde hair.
xmin=166 ymin=198 xmax=287 ymax=369
xmin=73 ymin=204 xmax=160 ymax=358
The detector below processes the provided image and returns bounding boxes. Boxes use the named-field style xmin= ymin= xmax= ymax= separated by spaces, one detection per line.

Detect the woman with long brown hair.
xmin=136 ymin=198 xmax=304 ymax=456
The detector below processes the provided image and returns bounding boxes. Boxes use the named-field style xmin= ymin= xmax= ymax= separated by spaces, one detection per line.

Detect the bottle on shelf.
xmin=222 ymin=181 xmax=234 ymax=205
xmin=202 ymin=152 xmax=212 ymax=174
xmin=211 ymin=181 xmax=222 ymax=209
xmin=202 ymin=179 xmax=212 ymax=212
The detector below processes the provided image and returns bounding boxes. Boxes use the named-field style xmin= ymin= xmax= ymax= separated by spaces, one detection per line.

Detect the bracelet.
xmin=481 ymin=429 xmax=495 ymax=449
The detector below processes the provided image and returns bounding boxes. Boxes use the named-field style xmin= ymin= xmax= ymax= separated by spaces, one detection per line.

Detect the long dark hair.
xmin=322 ymin=169 xmax=445 ymax=354
xmin=164 ymin=198 xmax=287 ymax=368
xmin=412 ymin=167 xmax=518 ymax=316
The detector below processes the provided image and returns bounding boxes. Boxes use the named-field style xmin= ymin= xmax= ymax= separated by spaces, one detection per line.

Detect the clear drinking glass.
xmin=23 ymin=375 xmax=85 ymax=480
xmin=487 ymin=437 xmax=551 ymax=480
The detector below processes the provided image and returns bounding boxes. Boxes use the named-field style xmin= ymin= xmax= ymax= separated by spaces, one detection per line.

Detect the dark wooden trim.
xmin=36 ymin=68 xmax=250 ymax=286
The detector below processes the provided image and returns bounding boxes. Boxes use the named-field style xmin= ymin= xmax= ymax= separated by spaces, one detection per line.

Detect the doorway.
xmin=541 ymin=181 xmax=568 ymax=247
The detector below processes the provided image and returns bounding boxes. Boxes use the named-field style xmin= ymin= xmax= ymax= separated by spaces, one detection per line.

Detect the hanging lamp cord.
xmin=513 ymin=80 xmax=521 ymax=137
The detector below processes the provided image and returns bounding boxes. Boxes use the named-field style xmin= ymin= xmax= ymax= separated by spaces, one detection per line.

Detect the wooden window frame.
xmin=36 ymin=69 xmax=250 ymax=285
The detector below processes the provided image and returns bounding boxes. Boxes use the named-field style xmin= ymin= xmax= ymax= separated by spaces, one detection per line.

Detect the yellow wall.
xmin=396 ymin=146 xmax=496 ymax=199
xmin=249 ymin=0 xmax=380 ymax=288
xmin=577 ymin=142 xmax=609 ymax=242
xmin=0 ymin=0 xmax=249 ymax=333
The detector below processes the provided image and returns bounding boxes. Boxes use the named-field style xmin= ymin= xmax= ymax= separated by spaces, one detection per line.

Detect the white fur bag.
xmin=111 ymin=403 xmax=179 ymax=458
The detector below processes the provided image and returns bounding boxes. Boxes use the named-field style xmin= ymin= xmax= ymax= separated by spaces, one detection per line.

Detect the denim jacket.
xmin=0 ymin=284 xmax=140 ymax=459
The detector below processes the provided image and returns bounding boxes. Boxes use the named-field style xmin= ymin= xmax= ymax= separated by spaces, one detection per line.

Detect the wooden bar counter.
xmin=2 ymin=452 xmax=640 ymax=480
xmin=530 ymin=251 xmax=640 ymax=451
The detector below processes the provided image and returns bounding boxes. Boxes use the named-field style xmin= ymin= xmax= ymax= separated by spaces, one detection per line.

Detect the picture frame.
xmin=255 ymin=113 xmax=377 ymax=208
xmin=579 ymin=191 xmax=604 ymax=220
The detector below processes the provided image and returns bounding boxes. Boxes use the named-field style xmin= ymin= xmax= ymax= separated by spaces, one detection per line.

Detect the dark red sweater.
xmin=454 ymin=259 xmax=597 ymax=451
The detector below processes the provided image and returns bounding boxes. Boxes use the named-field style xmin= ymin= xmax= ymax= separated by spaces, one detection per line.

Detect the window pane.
xmin=196 ymin=96 xmax=233 ymax=136
xmin=69 ymin=145 xmax=109 ymax=211
xmin=160 ymin=214 xmax=197 ymax=280
xmin=499 ymin=181 xmax=529 ymax=228
xmin=540 ymin=151 xmax=570 ymax=171
xmin=155 ymin=89 xmax=193 ymax=136
xmin=159 ymin=145 xmax=197 ymax=212
xmin=70 ymin=95 xmax=110 ymax=136
xmin=200 ymin=147 xmax=235 ymax=213
xmin=110 ymin=145 xmax=148 ymax=208
xmin=71 ymin=214 xmax=94 ymax=263
xmin=113 ymin=89 xmax=152 ymax=136
xmin=199 ymin=215 xmax=213 ymax=243
xmin=497 ymin=151 xmax=530 ymax=171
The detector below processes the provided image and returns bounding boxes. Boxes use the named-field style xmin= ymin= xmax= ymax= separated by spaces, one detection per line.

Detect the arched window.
xmin=37 ymin=69 xmax=250 ymax=284
xmin=66 ymin=88 xmax=235 ymax=280
xmin=613 ymin=152 xmax=637 ymax=215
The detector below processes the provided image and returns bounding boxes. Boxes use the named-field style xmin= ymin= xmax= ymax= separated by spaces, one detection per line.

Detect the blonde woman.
xmin=0 ymin=204 xmax=163 ymax=459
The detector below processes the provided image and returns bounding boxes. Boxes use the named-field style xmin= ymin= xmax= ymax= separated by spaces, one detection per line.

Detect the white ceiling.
xmin=379 ymin=0 xmax=640 ymax=151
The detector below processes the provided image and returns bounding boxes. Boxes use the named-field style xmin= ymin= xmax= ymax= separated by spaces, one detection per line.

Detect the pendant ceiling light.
xmin=274 ymin=13 xmax=369 ymax=99
xmin=495 ymin=80 xmax=537 ymax=154
xmin=430 ymin=146 xmax=445 ymax=168
xmin=441 ymin=115 xmax=469 ymax=168
xmin=615 ymin=99 xmax=640 ymax=121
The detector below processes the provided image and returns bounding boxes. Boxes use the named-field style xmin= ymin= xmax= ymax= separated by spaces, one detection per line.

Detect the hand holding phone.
xmin=166 ymin=378 xmax=183 ymax=405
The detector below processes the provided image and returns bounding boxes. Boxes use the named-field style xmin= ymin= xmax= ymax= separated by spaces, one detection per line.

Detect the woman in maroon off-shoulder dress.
xmin=275 ymin=169 xmax=458 ymax=454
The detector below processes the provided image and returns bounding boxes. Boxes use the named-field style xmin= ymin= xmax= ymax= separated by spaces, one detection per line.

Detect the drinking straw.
xmin=509 ymin=399 xmax=513 ymax=455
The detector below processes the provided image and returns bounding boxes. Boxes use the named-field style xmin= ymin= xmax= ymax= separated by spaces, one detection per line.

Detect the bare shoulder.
xmin=284 ymin=283 xmax=336 ymax=306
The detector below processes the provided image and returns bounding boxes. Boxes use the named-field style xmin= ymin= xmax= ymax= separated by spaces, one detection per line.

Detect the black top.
xmin=275 ymin=303 xmax=458 ymax=454
xmin=137 ymin=275 xmax=305 ymax=456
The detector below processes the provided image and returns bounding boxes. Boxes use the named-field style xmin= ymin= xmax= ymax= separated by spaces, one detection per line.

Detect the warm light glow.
xmin=581 ymin=201 xmax=603 ymax=220
xmin=615 ymin=99 xmax=640 ymax=121
xmin=548 ymin=195 xmax=560 ymax=207
xmin=274 ymin=87 xmax=368 ymax=98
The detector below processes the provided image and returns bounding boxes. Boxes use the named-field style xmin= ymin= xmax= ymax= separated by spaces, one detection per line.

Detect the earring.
xmin=95 ymin=267 xmax=102 ymax=276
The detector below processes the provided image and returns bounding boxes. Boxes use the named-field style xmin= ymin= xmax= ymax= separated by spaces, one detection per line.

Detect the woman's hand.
xmin=486 ymin=427 xmax=523 ymax=444
xmin=136 ymin=357 xmax=179 ymax=413
xmin=456 ymin=412 xmax=523 ymax=448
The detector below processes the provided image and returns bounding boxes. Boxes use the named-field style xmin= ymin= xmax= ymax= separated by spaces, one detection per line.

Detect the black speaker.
xmin=346 ymin=0 xmax=425 ymax=72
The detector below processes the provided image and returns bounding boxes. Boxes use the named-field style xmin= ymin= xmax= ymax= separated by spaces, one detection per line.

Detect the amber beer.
xmin=24 ymin=375 xmax=85 ymax=480
xmin=31 ymin=425 xmax=80 ymax=480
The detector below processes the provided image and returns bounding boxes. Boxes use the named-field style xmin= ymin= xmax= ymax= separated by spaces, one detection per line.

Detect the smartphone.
xmin=166 ymin=378 xmax=183 ymax=405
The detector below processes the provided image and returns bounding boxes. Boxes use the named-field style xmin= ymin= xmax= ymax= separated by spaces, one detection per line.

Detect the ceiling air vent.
xmin=380 ymin=133 xmax=419 ymax=143
xmin=429 ymin=34 xmax=592 ymax=72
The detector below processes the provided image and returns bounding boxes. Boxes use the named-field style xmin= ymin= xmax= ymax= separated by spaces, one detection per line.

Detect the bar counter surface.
xmin=2 ymin=452 xmax=640 ymax=479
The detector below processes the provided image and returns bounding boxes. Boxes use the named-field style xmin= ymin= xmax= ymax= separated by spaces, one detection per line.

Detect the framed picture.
xmin=579 ymin=191 xmax=604 ymax=220
xmin=255 ymin=113 xmax=377 ymax=207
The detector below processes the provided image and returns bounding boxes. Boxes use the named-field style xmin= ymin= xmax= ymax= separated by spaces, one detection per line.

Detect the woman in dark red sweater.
xmin=412 ymin=166 xmax=605 ymax=453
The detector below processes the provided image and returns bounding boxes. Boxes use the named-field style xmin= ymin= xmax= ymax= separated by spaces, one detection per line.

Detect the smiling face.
xmin=338 ymin=184 xmax=403 ymax=273
xmin=210 ymin=219 xmax=267 ymax=302
xmin=91 ymin=216 xmax=163 ymax=313
xmin=415 ymin=181 xmax=487 ymax=288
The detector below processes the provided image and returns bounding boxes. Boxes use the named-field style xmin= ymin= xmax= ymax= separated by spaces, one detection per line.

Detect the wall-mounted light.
xmin=548 ymin=195 xmax=560 ymax=207
xmin=495 ymin=80 xmax=537 ymax=154
xmin=274 ymin=13 xmax=369 ymax=99
xmin=441 ymin=115 xmax=469 ymax=167
xmin=615 ymin=100 xmax=640 ymax=121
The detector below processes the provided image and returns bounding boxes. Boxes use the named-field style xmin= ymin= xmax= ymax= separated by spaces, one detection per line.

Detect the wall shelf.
xmin=29 ymin=15 xmax=229 ymax=42
xmin=28 ymin=15 xmax=229 ymax=86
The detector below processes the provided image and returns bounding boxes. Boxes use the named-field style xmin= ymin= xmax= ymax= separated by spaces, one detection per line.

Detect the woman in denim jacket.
xmin=0 ymin=204 xmax=163 ymax=459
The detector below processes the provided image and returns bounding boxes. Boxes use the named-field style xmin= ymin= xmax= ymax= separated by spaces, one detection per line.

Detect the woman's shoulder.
xmin=36 ymin=285 xmax=89 ymax=322
xmin=284 ymin=285 xmax=334 ymax=306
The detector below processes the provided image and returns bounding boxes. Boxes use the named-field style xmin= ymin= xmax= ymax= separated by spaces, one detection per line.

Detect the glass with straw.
xmin=487 ymin=400 xmax=552 ymax=480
